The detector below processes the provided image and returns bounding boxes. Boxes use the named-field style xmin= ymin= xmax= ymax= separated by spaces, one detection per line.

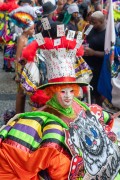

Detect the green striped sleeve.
xmin=42 ymin=133 xmax=65 ymax=143
xmin=8 ymin=129 xmax=40 ymax=148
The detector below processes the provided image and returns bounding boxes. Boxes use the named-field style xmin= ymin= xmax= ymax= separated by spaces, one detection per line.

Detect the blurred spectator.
xmin=62 ymin=3 xmax=79 ymax=25
xmin=76 ymin=0 xmax=83 ymax=5
xmin=36 ymin=1 xmax=57 ymax=33
xmin=9 ymin=0 xmax=36 ymax=113
xmin=0 ymin=0 xmax=19 ymax=72
xmin=34 ymin=0 xmax=43 ymax=6
xmin=63 ymin=0 xmax=74 ymax=11
xmin=77 ymin=2 xmax=91 ymax=32
xmin=83 ymin=11 xmax=106 ymax=105
xmin=91 ymin=0 xmax=102 ymax=11
xmin=42 ymin=0 xmax=56 ymax=5
xmin=18 ymin=0 xmax=33 ymax=6
xmin=56 ymin=0 xmax=66 ymax=14
xmin=66 ymin=3 xmax=79 ymax=32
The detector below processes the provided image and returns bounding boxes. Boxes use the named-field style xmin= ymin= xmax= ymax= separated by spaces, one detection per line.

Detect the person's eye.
xmin=70 ymin=90 xmax=74 ymax=93
xmin=61 ymin=91 xmax=65 ymax=93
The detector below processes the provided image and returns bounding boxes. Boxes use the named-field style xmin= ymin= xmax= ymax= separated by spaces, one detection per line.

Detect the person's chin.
xmin=63 ymin=105 xmax=71 ymax=108
xmin=63 ymin=101 xmax=72 ymax=108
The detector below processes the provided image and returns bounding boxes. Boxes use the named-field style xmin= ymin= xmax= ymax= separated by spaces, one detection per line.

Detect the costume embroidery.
xmin=65 ymin=110 xmax=120 ymax=179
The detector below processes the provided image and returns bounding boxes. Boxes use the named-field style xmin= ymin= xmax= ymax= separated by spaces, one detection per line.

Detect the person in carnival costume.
xmin=0 ymin=0 xmax=19 ymax=72
xmin=9 ymin=1 xmax=42 ymax=114
xmin=20 ymin=20 xmax=84 ymax=105
xmin=0 ymin=21 xmax=120 ymax=180
xmin=18 ymin=3 xmax=59 ymax=112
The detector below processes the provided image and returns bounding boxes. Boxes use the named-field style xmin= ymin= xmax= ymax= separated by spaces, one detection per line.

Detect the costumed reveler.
xmin=0 ymin=0 xmax=19 ymax=72
xmin=8 ymin=2 xmax=42 ymax=114
xmin=0 ymin=20 xmax=120 ymax=180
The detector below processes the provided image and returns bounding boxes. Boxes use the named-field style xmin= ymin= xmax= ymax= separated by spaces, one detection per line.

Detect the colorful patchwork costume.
xmin=0 ymin=97 xmax=120 ymax=179
xmin=0 ymin=0 xmax=19 ymax=70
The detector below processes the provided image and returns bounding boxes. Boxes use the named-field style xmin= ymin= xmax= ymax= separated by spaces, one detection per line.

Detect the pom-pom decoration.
xmin=30 ymin=89 xmax=51 ymax=106
xmin=0 ymin=1 xmax=19 ymax=12
xmin=22 ymin=40 xmax=38 ymax=62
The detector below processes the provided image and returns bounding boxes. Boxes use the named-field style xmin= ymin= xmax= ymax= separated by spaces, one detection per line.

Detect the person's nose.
xmin=75 ymin=12 xmax=78 ymax=17
xmin=65 ymin=91 xmax=71 ymax=98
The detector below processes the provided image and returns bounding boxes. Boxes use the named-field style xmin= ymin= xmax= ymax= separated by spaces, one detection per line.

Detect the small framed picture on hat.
xmin=41 ymin=17 xmax=51 ymax=30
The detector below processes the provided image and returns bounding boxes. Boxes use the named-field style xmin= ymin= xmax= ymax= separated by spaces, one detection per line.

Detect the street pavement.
xmin=0 ymin=51 xmax=31 ymax=127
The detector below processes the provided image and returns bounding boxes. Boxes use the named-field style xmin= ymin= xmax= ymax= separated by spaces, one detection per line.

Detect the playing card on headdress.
xmin=51 ymin=49 xmax=58 ymax=61
xmin=33 ymin=33 xmax=45 ymax=46
xmin=66 ymin=30 xmax=75 ymax=40
xmin=42 ymin=50 xmax=51 ymax=60
xmin=84 ymin=25 xmax=93 ymax=35
xmin=58 ymin=48 xmax=66 ymax=62
xmin=75 ymin=40 xmax=83 ymax=49
xmin=41 ymin=17 xmax=51 ymax=30
xmin=54 ymin=38 xmax=61 ymax=46
xmin=66 ymin=49 xmax=76 ymax=63
xmin=76 ymin=31 xmax=82 ymax=43
xmin=57 ymin=24 xmax=65 ymax=37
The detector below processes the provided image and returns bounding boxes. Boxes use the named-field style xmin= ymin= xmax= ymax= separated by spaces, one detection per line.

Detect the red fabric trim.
xmin=49 ymin=77 xmax=76 ymax=83
xmin=4 ymin=139 xmax=30 ymax=153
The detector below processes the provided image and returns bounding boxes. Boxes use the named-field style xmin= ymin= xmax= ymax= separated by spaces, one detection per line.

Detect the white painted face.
xmin=56 ymin=87 xmax=74 ymax=108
